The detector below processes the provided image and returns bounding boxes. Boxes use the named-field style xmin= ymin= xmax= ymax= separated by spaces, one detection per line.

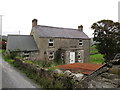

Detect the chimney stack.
xmin=32 ymin=19 xmax=38 ymax=27
xmin=78 ymin=25 xmax=83 ymax=31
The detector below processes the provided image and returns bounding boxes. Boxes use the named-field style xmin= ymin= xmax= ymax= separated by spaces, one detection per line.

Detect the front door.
xmin=70 ymin=52 xmax=75 ymax=64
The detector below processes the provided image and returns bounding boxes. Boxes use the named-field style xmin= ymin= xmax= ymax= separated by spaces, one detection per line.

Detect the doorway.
xmin=70 ymin=52 xmax=75 ymax=64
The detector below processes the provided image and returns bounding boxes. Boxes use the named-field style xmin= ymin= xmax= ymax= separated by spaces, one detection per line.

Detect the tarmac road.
xmin=0 ymin=54 xmax=41 ymax=89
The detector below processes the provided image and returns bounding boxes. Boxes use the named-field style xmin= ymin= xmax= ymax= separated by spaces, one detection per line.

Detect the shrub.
xmin=0 ymin=49 xmax=5 ymax=54
xmin=48 ymin=67 xmax=58 ymax=71
xmin=24 ymin=60 xmax=33 ymax=64
xmin=54 ymin=49 xmax=65 ymax=65
xmin=53 ymin=80 xmax=64 ymax=88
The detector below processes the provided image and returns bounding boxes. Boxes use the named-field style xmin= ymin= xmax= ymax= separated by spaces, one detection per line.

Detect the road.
xmin=0 ymin=54 xmax=41 ymax=89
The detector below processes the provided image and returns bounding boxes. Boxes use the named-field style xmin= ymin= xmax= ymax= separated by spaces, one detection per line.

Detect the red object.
xmin=0 ymin=41 xmax=7 ymax=49
xmin=57 ymin=63 xmax=104 ymax=75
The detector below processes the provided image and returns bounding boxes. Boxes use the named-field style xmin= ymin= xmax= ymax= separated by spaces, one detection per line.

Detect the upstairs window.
xmin=79 ymin=40 xmax=83 ymax=46
xmin=49 ymin=39 xmax=54 ymax=47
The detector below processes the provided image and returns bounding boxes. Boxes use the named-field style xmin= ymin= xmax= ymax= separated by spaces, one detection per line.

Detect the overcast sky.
xmin=0 ymin=0 xmax=119 ymax=37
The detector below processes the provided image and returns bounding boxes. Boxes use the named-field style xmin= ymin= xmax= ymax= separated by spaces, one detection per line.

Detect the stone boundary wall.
xmin=14 ymin=58 xmax=84 ymax=88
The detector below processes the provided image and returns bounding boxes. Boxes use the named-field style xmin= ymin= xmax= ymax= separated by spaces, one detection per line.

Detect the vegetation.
xmin=27 ymin=60 xmax=63 ymax=68
xmin=90 ymin=54 xmax=104 ymax=64
xmin=2 ymin=53 xmax=64 ymax=88
xmin=54 ymin=49 xmax=65 ymax=64
xmin=91 ymin=20 xmax=120 ymax=62
xmin=0 ymin=49 xmax=5 ymax=54
xmin=90 ymin=45 xmax=104 ymax=64
xmin=90 ymin=45 xmax=99 ymax=55
xmin=48 ymin=66 xmax=58 ymax=71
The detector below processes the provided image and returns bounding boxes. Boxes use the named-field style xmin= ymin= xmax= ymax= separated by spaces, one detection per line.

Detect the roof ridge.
xmin=37 ymin=25 xmax=78 ymax=31
xmin=8 ymin=35 xmax=32 ymax=36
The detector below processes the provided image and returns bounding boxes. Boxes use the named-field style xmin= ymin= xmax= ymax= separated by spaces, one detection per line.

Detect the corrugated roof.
xmin=57 ymin=63 xmax=104 ymax=75
xmin=33 ymin=25 xmax=89 ymax=39
xmin=6 ymin=35 xmax=38 ymax=51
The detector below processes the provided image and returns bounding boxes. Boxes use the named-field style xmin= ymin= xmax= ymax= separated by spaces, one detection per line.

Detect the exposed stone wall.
xmin=18 ymin=51 xmax=39 ymax=60
xmin=14 ymin=58 xmax=84 ymax=88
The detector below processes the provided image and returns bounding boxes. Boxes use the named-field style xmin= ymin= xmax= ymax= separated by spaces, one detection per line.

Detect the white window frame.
xmin=79 ymin=40 xmax=83 ymax=46
xmin=78 ymin=52 xmax=81 ymax=60
xmin=61 ymin=53 xmax=64 ymax=60
xmin=48 ymin=51 xmax=54 ymax=60
xmin=48 ymin=39 xmax=54 ymax=47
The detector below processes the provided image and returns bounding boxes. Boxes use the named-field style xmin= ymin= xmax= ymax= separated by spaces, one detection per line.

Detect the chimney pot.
xmin=32 ymin=19 xmax=38 ymax=27
xmin=78 ymin=25 xmax=83 ymax=31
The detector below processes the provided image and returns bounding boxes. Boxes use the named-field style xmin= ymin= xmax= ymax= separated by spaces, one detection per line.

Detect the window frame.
xmin=48 ymin=39 xmax=54 ymax=47
xmin=61 ymin=53 xmax=64 ymax=60
xmin=48 ymin=51 xmax=54 ymax=60
xmin=79 ymin=40 xmax=83 ymax=46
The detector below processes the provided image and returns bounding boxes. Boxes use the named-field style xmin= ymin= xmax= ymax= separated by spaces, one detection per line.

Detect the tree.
xmin=91 ymin=20 xmax=120 ymax=62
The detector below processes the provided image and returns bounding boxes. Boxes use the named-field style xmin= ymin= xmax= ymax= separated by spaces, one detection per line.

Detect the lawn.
xmin=90 ymin=45 xmax=104 ymax=64
xmin=90 ymin=54 xmax=104 ymax=64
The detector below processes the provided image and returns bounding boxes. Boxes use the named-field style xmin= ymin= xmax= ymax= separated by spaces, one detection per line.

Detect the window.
xmin=49 ymin=39 xmax=54 ymax=47
xmin=61 ymin=53 xmax=64 ymax=60
xmin=23 ymin=51 xmax=30 ymax=60
xmin=48 ymin=51 xmax=54 ymax=60
xmin=78 ymin=52 xmax=81 ymax=59
xmin=79 ymin=40 xmax=83 ymax=46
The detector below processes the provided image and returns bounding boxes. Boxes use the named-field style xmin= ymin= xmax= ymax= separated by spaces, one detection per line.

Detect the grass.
xmin=90 ymin=54 xmax=104 ymax=64
xmin=90 ymin=45 xmax=104 ymax=64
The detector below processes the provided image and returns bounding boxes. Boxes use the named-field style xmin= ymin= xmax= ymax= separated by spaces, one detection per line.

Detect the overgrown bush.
xmin=0 ymin=49 xmax=5 ymax=54
xmin=54 ymin=49 xmax=65 ymax=65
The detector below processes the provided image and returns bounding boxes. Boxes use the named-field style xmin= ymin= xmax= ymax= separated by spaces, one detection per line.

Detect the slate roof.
xmin=6 ymin=35 xmax=38 ymax=51
xmin=33 ymin=25 xmax=89 ymax=39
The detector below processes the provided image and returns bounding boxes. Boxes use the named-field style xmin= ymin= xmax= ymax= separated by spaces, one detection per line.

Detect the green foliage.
xmin=90 ymin=45 xmax=99 ymax=55
xmin=48 ymin=66 xmax=58 ymax=71
xmin=56 ymin=73 xmax=64 ymax=77
xmin=15 ymin=56 xmax=23 ymax=59
xmin=53 ymin=80 xmax=64 ymax=88
xmin=24 ymin=60 xmax=33 ymax=64
xmin=33 ymin=60 xmax=54 ymax=68
xmin=33 ymin=60 xmax=63 ymax=68
xmin=90 ymin=54 xmax=104 ymax=64
xmin=6 ymin=52 xmax=17 ymax=59
xmin=91 ymin=20 xmax=120 ymax=61
xmin=90 ymin=45 xmax=104 ymax=64
xmin=0 ymin=49 xmax=5 ymax=54
xmin=54 ymin=49 xmax=65 ymax=64
xmin=4 ymin=57 xmax=14 ymax=64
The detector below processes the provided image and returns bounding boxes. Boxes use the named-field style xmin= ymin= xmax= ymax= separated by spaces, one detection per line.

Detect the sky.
xmin=119 ymin=1 xmax=120 ymax=22
xmin=0 ymin=0 xmax=119 ymax=37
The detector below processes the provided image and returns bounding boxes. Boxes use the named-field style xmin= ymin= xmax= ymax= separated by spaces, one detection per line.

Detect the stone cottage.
xmin=6 ymin=35 xmax=39 ymax=60
xmin=30 ymin=19 xmax=90 ymax=64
